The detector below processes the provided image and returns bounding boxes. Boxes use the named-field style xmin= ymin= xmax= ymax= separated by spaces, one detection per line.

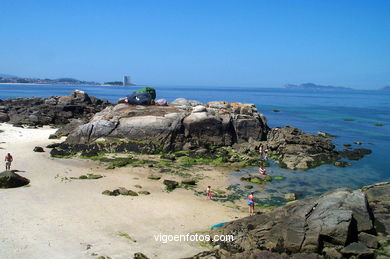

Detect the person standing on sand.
xmin=206 ymin=186 xmax=212 ymax=200
xmin=248 ymin=192 xmax=255 ymax=216
xmin=5 ymin=153 xmax=13 ymax=171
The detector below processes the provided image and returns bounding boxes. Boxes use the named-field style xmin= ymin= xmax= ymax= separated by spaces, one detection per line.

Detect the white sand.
xmin=0 ymin=123 xmax=245 ymax=259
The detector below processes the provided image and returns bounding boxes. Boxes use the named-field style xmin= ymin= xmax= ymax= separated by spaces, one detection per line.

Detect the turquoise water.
xmin=1 ymin=84 xmax=389 ymax=203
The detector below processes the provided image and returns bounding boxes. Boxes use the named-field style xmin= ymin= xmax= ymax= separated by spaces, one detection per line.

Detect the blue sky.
xmin=0 ymin=0 xmax=389 ymax=89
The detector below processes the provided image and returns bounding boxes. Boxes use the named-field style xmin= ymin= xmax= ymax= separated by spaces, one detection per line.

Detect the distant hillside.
xmin=0 ymin=73 xmax=18 ymax=78
xmin=381 ymin=86 xmax=390 ymax=90
xmin=0 ymin=73 xmax=98 ymax=85
xmin=283 ymin=83 xmax=351 ymax=90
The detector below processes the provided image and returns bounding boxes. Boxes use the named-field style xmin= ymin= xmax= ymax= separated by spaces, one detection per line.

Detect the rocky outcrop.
xmin=190 ymin=182 xmax=390 ymax=259
xmin=48 ymin=96 xmax=370 ymax=170
xmin=0 ymin=90 xmax=109 ymax=127
xmin=0 ymin=171 xmax=30 ymax=188
xmin=56 ymin=99 xmax=269 ymax=154
xmin=257 ymin=126 xmax=371 ymax=170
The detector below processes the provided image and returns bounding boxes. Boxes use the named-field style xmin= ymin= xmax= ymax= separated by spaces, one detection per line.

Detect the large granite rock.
xmin=0 ymin=171 xmax=30 ymax=188
xmin=50 ymin=97 xmax=370 ymax=170
xmin=190 ymin=182 xmax=389 ymax=258
xmin=0 ymin=90 xmax=109 ymax=127
xmin=60 ymin=100 xmax=269 ymax=153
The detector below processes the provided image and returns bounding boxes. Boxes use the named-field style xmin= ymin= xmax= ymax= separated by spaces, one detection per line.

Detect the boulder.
xmin=284 ymin=193 xmax=297 ymax=201
xmin=163 ymin=180 xmax=178 ymax=191
xmin=192 ymin=105 xmax=207 ymax=113
xmin=340 ymin=242 xmax=373 ymax=257
xmin=201 ymin=184 xmax=390 ymax=257
xmin=0 ymin=91 xmax=109 ymax=126
xmin=33 ymin=146 xmax=45 ymax=152
xmin=338 ymin=148 xmax=372 ymax=160
xmin=0 ymin=171 xmax=30 ymax=188
xmin=60 ymin=99 xmax=269 ymax=154
xmin=358 ymin=232 xmax=379 ymax=249
xmin=181 ymin=179 xmax=196 ymax=185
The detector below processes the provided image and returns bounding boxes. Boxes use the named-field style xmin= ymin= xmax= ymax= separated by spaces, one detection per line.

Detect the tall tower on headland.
xmin=123 ymin=76 xmax=132 ymax=86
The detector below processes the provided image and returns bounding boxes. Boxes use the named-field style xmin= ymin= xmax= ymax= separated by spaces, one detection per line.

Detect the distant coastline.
xmin=283 ymin=83 xmax=351 ymax=90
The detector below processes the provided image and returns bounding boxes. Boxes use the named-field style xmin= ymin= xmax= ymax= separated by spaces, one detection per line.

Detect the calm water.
xmin=1 ymin=84 xmax=389 ymax=204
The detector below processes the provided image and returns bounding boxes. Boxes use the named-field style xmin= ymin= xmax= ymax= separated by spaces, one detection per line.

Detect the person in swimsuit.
xmin=206 ymin=186 xmax=212 ymax=200
xmin=248 ymin=192 xmax=255 ymax=216
xmin=5 ymin=153 xmax=13 ymax=171
xmin=258 ymin=164 xmax=267 ymax=175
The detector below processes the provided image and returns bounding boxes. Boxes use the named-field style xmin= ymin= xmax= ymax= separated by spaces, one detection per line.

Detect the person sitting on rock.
xmin=258 ymin=164 xmax=267 ymax=175
xmin=5 ymin=153 xmax=13 ymax=171
xmin=248 ymin=192 xmax=255 ymax=216
xmin=206 ymin=186 xmax=212 ymax=200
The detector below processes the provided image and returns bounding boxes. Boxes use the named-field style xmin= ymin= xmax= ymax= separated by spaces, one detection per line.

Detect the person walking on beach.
xmin=206 ymin=186 xmax=212 ymax=200
xmin=258 ymin=164 xmax=267 ymax=175
xmin=248 ymin=192 xmax=255 ymax=216
xmin=5 ymin=153 xmax=13 ymax=171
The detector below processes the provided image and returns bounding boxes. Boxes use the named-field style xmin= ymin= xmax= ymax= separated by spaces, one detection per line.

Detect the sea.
xmin=1 ymin=84 xmax=389 ymax=205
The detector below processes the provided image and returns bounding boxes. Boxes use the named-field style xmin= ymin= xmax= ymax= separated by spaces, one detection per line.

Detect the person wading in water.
xmin=248 ymin=192 xmax=255 ymax=216
xmin=5 ymin=153 xmax=13 ymax=171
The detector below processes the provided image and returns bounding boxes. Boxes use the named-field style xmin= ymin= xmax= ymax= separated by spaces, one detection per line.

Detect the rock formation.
xmin=0 ymin=90 xmax=109 ymax=127
xmin=45 ymin=95 xmax=371 ymax=170
xmin=0 ymin=171 xmax=30 ymax=188
xmin=189 ymin=182 xmax=390 ymax=259
xmin=54 ymin=99 xmax=269 ymax=155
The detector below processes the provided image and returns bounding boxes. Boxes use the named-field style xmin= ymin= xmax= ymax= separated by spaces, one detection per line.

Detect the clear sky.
xmin=0 ymin=0 xmax=389 ymax=89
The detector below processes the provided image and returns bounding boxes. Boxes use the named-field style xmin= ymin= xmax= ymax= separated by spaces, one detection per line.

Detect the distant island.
xmin=283 ymin=83 xmax=351 ymax=90
xmin=0 ymin=74 xmax=99 ymax=85
xmin=381 ymin=86 xmax=390 ymax=90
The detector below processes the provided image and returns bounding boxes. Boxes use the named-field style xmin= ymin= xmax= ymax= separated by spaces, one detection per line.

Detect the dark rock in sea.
xmin=334 ymin=161 xmax=351 ymax=167
xmin=338 ymin=148 xmax=372 ymax=160
xmin=241 ymin=174 xmax=272 ymax=184
xmin=0 ymin=171 xmax=30 ymax=188
xmin=0 ymin=90 xmax=109 ymax=127
xmin=190 ymin=182 xmax=390 ymax=258
xmin=284 ymin=193 xmax=297 ymax=201
xmin=273 ymin=109 xmax=280 ymax=112
xmin=33 ymin=146 xmax=44 ymax=152
xmin=163 ymin=180 xmax=179 ymax=191
xmin=343 ymin=143 xmax=352 ymax=148
xmin=317 ymin=131 xmax=336 ymax=138
xmin=263 ymin=126 xmax=339 ymax=170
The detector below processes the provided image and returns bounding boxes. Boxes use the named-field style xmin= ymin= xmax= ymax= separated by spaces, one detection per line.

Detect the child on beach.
xmin=258 ymin=164 xmax=267 ymax=175
xmin=248 ymin=192 xmax=255 ymax=216
xmin=4 ymin=153 xmax=13 ymax=171
xmin=206 ymin=186 xmax=212 ymax=200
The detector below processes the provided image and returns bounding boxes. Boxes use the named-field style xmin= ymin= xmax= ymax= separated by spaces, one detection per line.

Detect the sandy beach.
xmin=0 ymin=123 xmax=246 ymax=259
